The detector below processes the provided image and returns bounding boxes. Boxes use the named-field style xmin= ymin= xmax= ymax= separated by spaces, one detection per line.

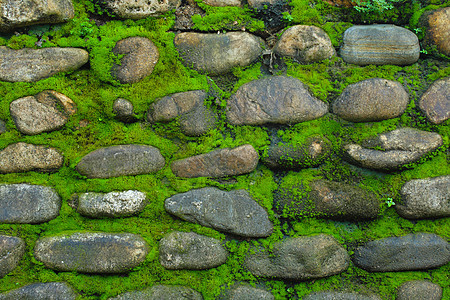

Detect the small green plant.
xmin=385 ymin=197 xmax=395 ymax=207
xmin=282 ymin=12 xmax=294 ymax=22
xmin=354 ymin=0 xmax=403 ymax=13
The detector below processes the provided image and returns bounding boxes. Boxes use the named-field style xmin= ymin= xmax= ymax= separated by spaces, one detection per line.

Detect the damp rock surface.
xmin=0 ymin=235 xmax=25 ymax=278
xmin=102 ymin=0 xmax=181 ymax=19
xmin=109 ymin=285 xmax=203 ymax=300
xmin=0 ymin=282 xmax=78 ymax=300
xmin=396 ymin=280 xmax=443 ymax=300
xmin=303 ymin=291 xmax=381 ymax=300
xmin=421 ymin=7 xmax=450 ymax=56
xmin=419 ymin=77 xmax=450 ymax=124
xmin=220 ymin=284 xmax=274 ymax=300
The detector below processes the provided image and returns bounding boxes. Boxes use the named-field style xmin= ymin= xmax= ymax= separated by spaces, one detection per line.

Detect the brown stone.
xmin=419 ymin=77 xmax=450 ymax=124
xmin=421 ymin=7 xmax=450 ymax=56
xmin=203 ymin=0 xmax=241 ymax=6
xmin=102 ymin=0 xmax=181 ymax=19
xmin=397 ymin=280 xmax=442 ymax=300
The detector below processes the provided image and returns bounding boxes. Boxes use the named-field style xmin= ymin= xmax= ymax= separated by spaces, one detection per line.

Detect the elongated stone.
xmin=0 ymin=282 xmax=77 ymax=300
xmin=303 ymin=291 xmax=381 ymax=300
xmin=102 ymin=0 xmax=181 ymax=19
xmin=0 ymin=235 xmax=25 ymax=278
xmin=396 ymin=280 xmax=442 ymax=300
xmin=109 ymin=285 xmax=203 ymax=300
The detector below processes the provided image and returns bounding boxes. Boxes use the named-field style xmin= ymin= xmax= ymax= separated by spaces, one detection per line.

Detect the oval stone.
xmin=102 ymin=0 xmax=181 ymax=19
xmin=0 ymin=282 xmax=77 ymax=300
xmin=0 ymin=235 xmax=25 ymax=278
xmin=303 ymin=291 xmax=381 ymax=300
xmin=396 ymin=280 xmax=442 ymax=300
xmin=109 ymin=285 xmax=203 ymax=300
xmin=419 ymin=77 xmax=450 ymax=124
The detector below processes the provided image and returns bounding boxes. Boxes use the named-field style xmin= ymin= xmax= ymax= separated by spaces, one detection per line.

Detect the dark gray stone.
xmin=419 ymin=77 xmax=450 ymax=124
xmin=165 ymin=187 xmax=273 ymax=237
xmin=0 ymin=120 xmax=6 ymax=134
xmin=0 ymin=282 xmax=77 ymax=300
xmin=113 ymin=98 xmax=136 ymax=123
xmin=109 ymin=285 xmax=203 ymax=300
xmin=220 ymin=284 xmax=274 ymax=300
xmin=353 ymin=233 xmax=450 ymax=272
xmin=396 ymin=280 xmax=442 ymax=300
xmin=303 ymin=291 xmax=381 ymax=300
xmin=0 ymin=235 xmax=25 ymax=278
xmin=34 ymin=232 xmax=149 ymax=273
xmin=0 ymin=184 xmax=61 ymax=224
xmin=102 ymin=0 xmax=181 ymax=19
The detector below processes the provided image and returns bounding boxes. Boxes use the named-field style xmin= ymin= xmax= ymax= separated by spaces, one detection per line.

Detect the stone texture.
xmin=303 ymin=291 xmax=381 ymax=300
xmin=203 ymin=0 xmax=241 ymax=6
xmin=171 ymin=144 xmax=258 ymax=178
xmin=0 ymin=47 xmax=89 ymax=82
xmin=34 ymin=232 xmax=149 ymax=273
xmin=165 ymin=187 xmax=273 ymax=237
xmin=10 ymin=90 xmax=77 ymax=135
xmin=353 ymin=233 xmax=450 ymax=272
xmin=159 ymin=231 xmax=228 ymax=270
xmin=396 ymin=175 xmax=450 ymax=219
xmin=0 ymin=282 xmax=78 ymax=300
xmin=112 ymin=37 xmax=159 ymax=84
xmin=102 ymin=0 xmax=181 ymax=19
xmin=0 ymin=235 xmax=25 ymax=278
xmin=419 ymin=77 xmax=450 ymax=124
xmin=76 ymin=145 xmax=165 ymax=179
xmin=109 ymin=285 xmax=203 ymax=300
xmin=0 ymin=184 xmax=61 ymax=224
xmin=220 ymin=284 xmax=274 ymax=300
xmin=245 ymin=234 xmax=349 ymax=280
xmin=113 ymin=98 xmax=136 ymax=123
xmin=273 ymin=25 xmax=336 ymax=63
xmin=0 ymin=120 xmax=6 ymax=134
xmin=227 ymin=76 xmax=328 ymax=125
xmin=331 ymin=78 xmax=409 ymax=122
xmin=421 ymin=7 xmax=450 ymax=56
xmin=340 ymin=25 xmax=420 ymax=65
xmin=248 ymin=0 xmax=284 ymax=9
xmin=174 ymin=32 xmax=265 ymax=75
xmin=396 ymin=280 xmax=442 ymax=300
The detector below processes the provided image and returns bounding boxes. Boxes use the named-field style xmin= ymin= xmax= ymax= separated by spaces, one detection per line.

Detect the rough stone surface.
xmin=273 ymin=25 xmax=336 ymax=63
xmin=353 ymin=233 xmax=450 ymax=272
xmin=248 ymin=0 xmax=285 ymax=9
xmin=109 ymin=285 xmax=203 ymax=300
xmin=396 ymin=175 xmax=450 ymax=219
xmin=0 ymin=120 xmax=6 ymax=134
xmin=113 ymin=98 xmax=136 ymax=123
xmin=0 ymin=235 xmax=25 ymax=278
xmin=0 ymin=143 xmax=64 ymax=174
xmin=227 ymin=76 xmax=328 ymax=125
xmin=340 ymin=25 xmax=420 ymax=65
xmin=102 ymin=0 xmax=181 ymax=19
xmin=159 ymin=231 xmax=228 ymax=270
xmin=165 ymin=187 xmax=273 ymax=237
xmin=76 ymin=145 xmax=165 ymax=178
xmin=0 ymin=282 xmax=78 ymax=300
xmin=34 ymin=232 xmax=149 ymax=273
xmin=421 ymin=7 xmax=450 ymax=56
xmin=0 ymin=184 xmax=61 ymax=224
xmin=303 ymin=291 xmax=381 ymax=300
xmin=331 ymin=78 xmax=409 ymax=122
xmin=10 ymin=90 xmax=77 ymax=135
xmin=220 ymin=284 xmax=274 ymax=300
xmin=174 ymin=32 xmax=265 ymax=75
xmin=203 ymin=0 xmax=241 ymax=6
xmin=396 ymin=280 xmax=442 ymax=300
xmin=245 ymin=234 xmax=349 ymax=280
xmin=112 ymin=37 xmax=159 ymax=84
xmin=419 ymin=77 xmax=450 ymax=124
xmin=0 ymin=47 xmax=89 ymax=82
xmin=171 ymin=144 xmax=258 ymax=178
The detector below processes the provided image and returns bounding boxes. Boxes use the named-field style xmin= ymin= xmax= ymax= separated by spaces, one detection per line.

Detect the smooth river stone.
xmin=102 ymin=0 xmax=181 ymax=19
xmin=421 ymin=7 xmax=450 ymax=57
xmin=0 ymin=235 xmax=25 ymax=278
xmin=396 ymin=280 xmax=443 ymax=300
xmin=221 ymin=284 xmax=274 ymax=300
xmin=419 ymin=77 xmax=450 ymax=124
xmin=303 ymin=291 xmax=381 ymax=300
xmin=109 ymin=285 xmax=203 ymax=300
xmin=0 ymin=282 xmax=78 ymax=300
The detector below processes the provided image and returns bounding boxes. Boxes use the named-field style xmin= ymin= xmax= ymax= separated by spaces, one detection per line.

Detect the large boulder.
xmin=109 ymin=285 xmax=203 ymax=300
xmin=0 ymin=235 xmax=25 ymax=278
xmin=420 ymin=7 xmax=450 ymax=57
xmin=101 ymin=0 xmax=181 ymax=19
xmin=419 ymin=77 xmax=450 ymax=124
xmin=396 ymin=280 xmax=442 ymax=300
xmin=0 ymin=282 xmax=78 ymax=300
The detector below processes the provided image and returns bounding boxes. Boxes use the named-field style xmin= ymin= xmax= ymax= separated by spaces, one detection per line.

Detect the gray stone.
xmin=109 ymin=285 xmax=203 ymax=300
xmin=220 ymin=284 xmax=274 ymax=300
xmin=34 ymin=232 xmax=149 ymax=273
xmin=247 ymin=0 xmax=284 ymax=9
xmin=0 ymin=47 xmax=89 ymax=82
xmin=303 ymin=291 xmax=381 ymax=300
xmin=0 ymin=184 xmax=61 ymax=224
xmin=0 ymin=282 xmax=77 ymax=300
xmin=396 ymin=175 xmax=450 ymax=219
xmin=203 ymin=0 xmax=241 ymax=6
xmin=0 ymin=235 xmax=25 ymax=278
xmin=76 ymin=144 xmax=165 ymax=179
xmin=340 ymin=25 xmax=420 ymax=65
xmin=159 ymin=231 xmax=228 ymax=270
xmin=396 ymin=280 xmax=442 ymax=300
xmin=171 ymin=144 xmax=258 ymax=178
xmin=0 ymin=143 xmax=64 ymax=174
xmin=174 ymin=32 xmax=264 ymax=75
xmin=0 ymin=120 xmax=6 ymax=134
xmin=420 ymin=7 xmax=450 ymax=57
xmin=331 ymin=78 xmax=409 ymax=122
xmin=227 ymin=76 xmax=328 ymax=125
xmin=102 ymin=0 xmax=181 ymax=19
xmin=165 ymin=187 xmax=273 ymax=237
xmin=113 ymin=98 xmax=136 ymax=123
xmin=419 ymin=77 xmax=450 ymax=124
xmin=245 ymin=234 xmax=349 ymax=280
xmin=353 ymin=233 xmax=450 ymax=272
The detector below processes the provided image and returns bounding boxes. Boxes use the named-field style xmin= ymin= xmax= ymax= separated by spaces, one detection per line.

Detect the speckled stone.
xmin=0 ymin=235 xmax=25 ymax=278
xmin=108 ymin=285 xmax=203 ymax=300
xmin=396 ymin=280 xmax=442 ymax=300
xmin=102 ymin=0 xmax=181 ymax=19
xmin=419 ymin=77 xmax=450 ymax=124
xmin=0 ymin=282 xmax=78 ymax=300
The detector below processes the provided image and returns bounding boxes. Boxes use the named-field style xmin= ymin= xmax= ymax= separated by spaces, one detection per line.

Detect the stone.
xmin=0 ymin=184 xmax=61 ymax=224
xmin=227 ymin=76 xmax=328 ymax=125
xmin=248 ymin=0 xmax=285 ymax=9
xmin=76 ymin=145 xmax=165 ymax=179
xmin=113 ymin=98 xmax=136 ymax=123
xmin=273 ymin=25 xmax=336 ymax=63
xmin=0 ymin=235 xmax=25 ymax=278
xmin=340 ymin=25 xmax=420 ymax=66
xmin=70 ymin=190 xmax=147 ymax=218
xmin=10 ymin=90 xmax=77 ymax=135
xmin=0 ymin=0 xmax=74 ymax=32
xmin=353 ymin=233 xmax=450 ymax=272
xmin=203 ymin=0 xmax=241 ymax=6
xmin=396 ymin=280 xmax=442 ymax=300
xmin=171 ymin=144 xmax=258 ymax=178
xmin=0 ymin=282 xmax=77 ymax=300
xmin=34 ymin=232 xmax=149 ymax=273
xmin=0 ymin=47 xmax=89 ymax=82
xmin=174 ymin=32 xmax=265 ymax=75
xmin=303 ymin=291 xmax=381 ymax=300
xmin=159 ymin=231 xmax=228 ymax=270
xmin=421 ymin=7 xmax=450 ymax=56
xmin=331 ymin=78 xmax=409 ymax=122
xmin=109 ymin=285 xmax=203 ymax=300
xmin=102 ymin=0 xmax=181 ymax=19
xmin=419 ymin=77 xmax=450 ymax=124
xmin=245 ymin=234 xmax=349 ymax=280
xmin=396 ymin=175 xmax=450 ymax=219
xmin=111 ymin=37 xmax=159 ymax=84
xmin=0 ymin=120 xmax=6 ymax=134
xmin=220 ymin=284 xmax=274 ymax=300
xmin=0 ymin=143 xmax=64 ymax=174
xmin=165 ymin=187 xmax=273 ymax=237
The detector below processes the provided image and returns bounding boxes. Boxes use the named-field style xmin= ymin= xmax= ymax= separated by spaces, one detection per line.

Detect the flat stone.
xmin=303 ymin=291 xmax=381 ymax=300
xmin=165 ymin=187 xmax=273 ymax=237
xmin=421 ymin=7 xmax=450 ymax=56
xmin=0 ymin=184 xmax=61 ymax=224
xmin=203 ymin=0 xmax=241 ymax=6
xmin=220 ymin=284 xmax=274 ymax=300
xmin=397 ymin=280 xmax=442 ymax=300
xmin=331 ymin=78 xmax=409 ymax=122
xmin=227 ymin=76 xmax=328 ymax=125
xmin=76 ymin=145 xmax=165 ymax=179
xmin=419 ymin=77 xmax=450 ymax=124
xmin=34 ymin=232 xmax=149 ymax=273
xmin=171 ymin=144 xmax=258 ymax=178
xmin=245 ymin=234 xmax=349 ymax=280
xmin=113 ymin=98 xmax=136 ymax=123
xmin=353 ymin=233 xmax=450 ymax=272
xmin=109 ymin=285 xmax=203 ymax=300
xmin=0 ymin=143 xmax=64 ymax=174
xmin=174 ymin=32 xmax=264 ymax=75
xmin=0 ymin=235 xmax=25 ymax=278
xmin=396 ymin=175 xmax=450 ymax=219
xmin=102 ymin=0 xmax=181 ymax=19
xmin=0 ymin=47 xmax=89 ymax=82
xmin=340 ymin=25 xmax=420 ymax=65
xmin=0 ymin=282 xmax=77 ymax=300
xmin=159 ymin=231 xmax=228 ymax=270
